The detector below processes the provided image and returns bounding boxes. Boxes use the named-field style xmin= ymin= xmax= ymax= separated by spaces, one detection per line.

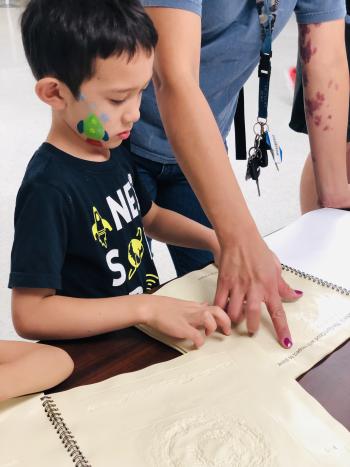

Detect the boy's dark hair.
xmin=21 ymin=0 xmax=158 ymax=98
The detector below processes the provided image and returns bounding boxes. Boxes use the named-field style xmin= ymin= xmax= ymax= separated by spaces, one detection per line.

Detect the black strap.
xmin=257 ymin=51 xmax=272 ymax=120
xmin=234 ymin=88 xmax=247 ymax=160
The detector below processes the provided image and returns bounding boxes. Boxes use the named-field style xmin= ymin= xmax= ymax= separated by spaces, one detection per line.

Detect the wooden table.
xmin=44 ymin=329 xmax=350 ymax=431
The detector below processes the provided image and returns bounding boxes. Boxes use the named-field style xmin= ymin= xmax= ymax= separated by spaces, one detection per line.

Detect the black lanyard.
xmin=243 ymin=0 xmax=281 ymax=196
xmin=256 ymin=0 xmax=278 ymax=120
xmin=235 ymin=1 xmax=278 ymax=161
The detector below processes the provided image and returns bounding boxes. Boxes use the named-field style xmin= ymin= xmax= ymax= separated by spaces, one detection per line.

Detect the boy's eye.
xmin=109 ymin=99 xmax=125 ymax=105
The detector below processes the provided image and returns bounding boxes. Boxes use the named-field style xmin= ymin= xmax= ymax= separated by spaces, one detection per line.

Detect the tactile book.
xmin=1 ymin=209 xmax=350 ymax=466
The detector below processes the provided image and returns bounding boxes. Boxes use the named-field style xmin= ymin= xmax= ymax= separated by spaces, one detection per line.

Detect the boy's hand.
xmin=143 ymin=296 xmax=231 ymax=348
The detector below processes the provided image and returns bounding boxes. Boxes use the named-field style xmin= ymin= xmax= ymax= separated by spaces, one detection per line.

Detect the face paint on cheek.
xmin=76 ymin=113 xmax=110 ymax=146
xmin=100 ymin=113 xmax=110 ymax=124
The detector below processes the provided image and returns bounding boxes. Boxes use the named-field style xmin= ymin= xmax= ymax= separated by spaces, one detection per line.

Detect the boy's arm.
xmin=12 ymin=287 xmax=231 ymax=345
xmin=143 ymin=202 xmax=220 ymax=263
xmin=300 ymin=19 xmax=350 ymax=207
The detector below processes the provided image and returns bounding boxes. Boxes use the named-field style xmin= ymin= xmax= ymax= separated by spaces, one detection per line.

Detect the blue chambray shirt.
xmin=131 ymin=0 xmax=346 ymax=163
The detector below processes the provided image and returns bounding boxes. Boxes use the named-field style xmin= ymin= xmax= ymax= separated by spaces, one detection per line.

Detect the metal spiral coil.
xmin=41 ymin=396 xmax=92 ymax=467
xmin=281 ymin=264 xmax=350 ymax=296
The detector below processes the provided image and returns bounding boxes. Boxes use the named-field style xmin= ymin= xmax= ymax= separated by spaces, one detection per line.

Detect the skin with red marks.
xmin=305 ymin=92 xmax=325 ymax=118
xmin=299 ymin=24 xmax=317 ymax=65
xmin=323 ymin=125 xmax=330 ymax=131
xmin=314 ymin=115 xmax=322 ymax=126
xmin=302 ymin=70 xmax=309 ymax=87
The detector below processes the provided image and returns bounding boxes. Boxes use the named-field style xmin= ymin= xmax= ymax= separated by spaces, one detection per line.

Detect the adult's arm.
xmin=300 ymin=19 xmax=350 ymax=207
xmin=145 ymin=7 xmax=297 ymax=348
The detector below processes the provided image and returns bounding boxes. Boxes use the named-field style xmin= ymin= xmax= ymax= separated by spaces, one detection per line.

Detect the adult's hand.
xmin=214 ymin=234 xmax=302 ymax=348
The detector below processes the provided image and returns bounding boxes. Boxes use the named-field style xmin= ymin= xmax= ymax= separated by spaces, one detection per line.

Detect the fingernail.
xmin=283 ymin=337 xmax=293 ymax=349
xmin=294 ymin=290 xmax=303 ymax=296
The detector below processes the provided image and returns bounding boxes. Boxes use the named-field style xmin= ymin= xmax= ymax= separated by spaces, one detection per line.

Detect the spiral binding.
xmin=281 ymin=264 xmax=350 ymax=296
xmin=41 ymin=396 xmax=92 ymax=467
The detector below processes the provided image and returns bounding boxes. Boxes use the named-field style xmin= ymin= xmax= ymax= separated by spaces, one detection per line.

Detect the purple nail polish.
xmin=294 ymin=290 xmax=303 ymax=296
xmin=283 ymin=337 xmax=293 ymax=349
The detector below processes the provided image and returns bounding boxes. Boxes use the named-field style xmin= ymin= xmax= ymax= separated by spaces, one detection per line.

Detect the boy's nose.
xmin=123 ymin=106 xmax=140 ymax=125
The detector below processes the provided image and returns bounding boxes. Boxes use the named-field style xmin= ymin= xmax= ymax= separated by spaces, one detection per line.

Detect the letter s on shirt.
xmin=106 ymin=249 xmax=126 ymax=287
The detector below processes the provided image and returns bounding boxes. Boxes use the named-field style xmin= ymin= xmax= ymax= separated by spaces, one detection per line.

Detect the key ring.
xmin=253 ymin=120 xmax=269 ymax=136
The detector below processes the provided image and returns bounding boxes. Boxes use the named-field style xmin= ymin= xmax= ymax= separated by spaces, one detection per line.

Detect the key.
xmin=258 ymin=133 xmax=269 ymax=168
xmin=246 ymin=152 xmax=261 ymax=196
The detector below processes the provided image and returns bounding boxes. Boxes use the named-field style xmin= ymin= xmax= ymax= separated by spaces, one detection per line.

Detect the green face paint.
xmin=77 ymin=113 xmax=110 ymax=143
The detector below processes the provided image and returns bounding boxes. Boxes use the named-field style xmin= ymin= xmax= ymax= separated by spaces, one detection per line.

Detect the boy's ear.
xmin=35 ymin=78 xmax=70 ymax=110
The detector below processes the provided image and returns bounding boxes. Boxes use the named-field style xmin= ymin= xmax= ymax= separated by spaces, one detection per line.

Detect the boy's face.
xmin=64 ymin=50 xmax=154 ymax=149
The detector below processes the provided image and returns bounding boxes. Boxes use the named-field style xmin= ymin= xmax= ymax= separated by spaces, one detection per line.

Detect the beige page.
xmin=50 ymin=345 xmax=350 ymax=466
xmin=0 ymin=394 xmax=73 ymax=467
xmin=138 ymin=265 xmax=350 ymax=379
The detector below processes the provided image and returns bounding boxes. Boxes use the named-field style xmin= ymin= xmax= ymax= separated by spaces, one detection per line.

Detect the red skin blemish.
xmin=328 ymin=115 xmax=332 ymax=119
xmin=328 ymin=80 xmax=333 ymax=88
xmin=323 ymin=125 xmax=330 ymax=131
xmin=314 ymin=115 xmax=322 ymax=126
xmin=305 ymin=92 xmax=325 ymax=118
xmin=300 ymin=41 xmax=317 ymax=64
xmin=299 ymin=24 xmax=317 ymax=64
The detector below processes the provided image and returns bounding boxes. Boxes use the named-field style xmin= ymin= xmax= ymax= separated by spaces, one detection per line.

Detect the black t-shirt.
xmin=9 ymin=143 xmax=159 ymax=298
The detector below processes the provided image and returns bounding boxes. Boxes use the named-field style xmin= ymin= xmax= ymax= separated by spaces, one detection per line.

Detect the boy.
xmin=9 ymin=0 xmax=232 ymax=348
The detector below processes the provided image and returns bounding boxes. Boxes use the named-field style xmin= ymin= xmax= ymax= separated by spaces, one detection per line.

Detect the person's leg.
xmin=126 ymin=141 xmax=214 ymax=276
xmin=156 ymin=163 xmax=214 ymax=277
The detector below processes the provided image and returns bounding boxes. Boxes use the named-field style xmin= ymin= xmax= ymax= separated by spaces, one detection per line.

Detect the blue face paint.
xmin=100 ymin=113 xmax=110 ymax=123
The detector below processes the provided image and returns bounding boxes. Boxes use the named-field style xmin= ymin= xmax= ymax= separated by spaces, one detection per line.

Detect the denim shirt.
xmin=131 ymin=0 xmax=346 ymax=163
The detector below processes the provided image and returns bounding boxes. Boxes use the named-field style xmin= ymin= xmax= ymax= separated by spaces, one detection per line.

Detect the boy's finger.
xmin=202 ymin=310 xmax=217 ymax=336
xmin=187 ymin=327 xmax=204 ymax=349
xmin=210 ymin=306 xmax=232 ymax=335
